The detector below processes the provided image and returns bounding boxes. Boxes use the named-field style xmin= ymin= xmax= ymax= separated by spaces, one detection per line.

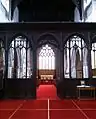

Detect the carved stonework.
xmin=38 ymin=34 xmax=59 ymax=48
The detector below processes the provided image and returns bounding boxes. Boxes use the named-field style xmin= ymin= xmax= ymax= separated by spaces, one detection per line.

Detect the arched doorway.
xmin=37 ymin=44 xmax=58 ymax=99
xmin=36 ymin=34 xmax=59 ymax=99
xmin=37 ymin=44 xmax=56 ymax=85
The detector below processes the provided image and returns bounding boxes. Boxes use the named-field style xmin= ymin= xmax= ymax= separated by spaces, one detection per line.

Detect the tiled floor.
xmin=0 ymin=99 xmax=96 ymax=119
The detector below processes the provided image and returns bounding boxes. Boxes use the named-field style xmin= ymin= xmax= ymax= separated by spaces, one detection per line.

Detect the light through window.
xmin=64 ymin=36 xmax=88 ymax=78
xmin=39 ymin=44 xmax=55 ymax=70
xmin=8 ymin=36 xmax=33 ymax=78
xmin=91 ymin=43 xmax=96 ymax=78
xmin=1 ymin=0 xmax=9 ymax=12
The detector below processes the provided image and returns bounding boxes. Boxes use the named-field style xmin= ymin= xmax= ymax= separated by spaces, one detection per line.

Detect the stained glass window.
xmin=8 ymin=36 xmax=33 ymax=78
xmin=64 ymin=35 xmax=88 ymax=78
xmin=39 ymin=44 xmax=55 ymax=70
xmin=91 ymin=43 xmax=96 ymax=78
xmin=0 ymin=40 xmax=5 ymax=89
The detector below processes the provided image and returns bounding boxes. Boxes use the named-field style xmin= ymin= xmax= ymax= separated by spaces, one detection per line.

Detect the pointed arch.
xmin=63 ymin=32 xmax=87 ymax=46
xmin=8 ymin=33 xmax=33 ymax=49
xmin=38 ymin=44 xmax=55 ymax=70
xmin=37 ymin=44 xmax=56 ymax=82
xmin=37 ymin=33 xmax=59 ymax=49
xmin=64 ymin=34 xmax=88 ymax=78
xmin=8 ymin=35 xmax=33 ymax=78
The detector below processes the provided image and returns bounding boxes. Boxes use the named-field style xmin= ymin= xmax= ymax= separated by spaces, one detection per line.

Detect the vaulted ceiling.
xmin=13 ymin=0 xmax=75 ymax=22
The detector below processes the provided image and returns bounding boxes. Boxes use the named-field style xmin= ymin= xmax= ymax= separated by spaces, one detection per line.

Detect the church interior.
xmin=0 ymin=0 xmax=96 ymax=119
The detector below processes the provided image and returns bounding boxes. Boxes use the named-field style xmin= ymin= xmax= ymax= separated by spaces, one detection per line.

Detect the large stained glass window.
xmin=0 ymin=41 xmax=5 ymax=71
xmin=8 ymin=36 xmax=33 ymax=78
xmin=91 ymin=43 xmax=96 ymax=78
xmin=64 ymin=35 xmax=88 ymax=78
xmin=39 ymin=44 xmax=55 ymax=70
xmin=0 ymin=40 xmax=5 ymax=89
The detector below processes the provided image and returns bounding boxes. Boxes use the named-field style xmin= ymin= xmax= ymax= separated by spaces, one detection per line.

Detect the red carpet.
xmin=1 ymin=86 xmax=96 ymax=119
xmin=37 ymin=84 xmax=58 ymax=100
xmin=0 ymin=99 xmax=96 ymax=119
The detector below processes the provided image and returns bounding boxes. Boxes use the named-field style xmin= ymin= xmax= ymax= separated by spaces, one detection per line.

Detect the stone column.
xmin=55 ymin=49 xmax=60 ymax=81
xmin=32 ymin=47 xmax=37 ymax=98
xmin=60 ymin=48 xmax=64 ymax=81
xmin=87 ymin=32 xmax=92 ymax=78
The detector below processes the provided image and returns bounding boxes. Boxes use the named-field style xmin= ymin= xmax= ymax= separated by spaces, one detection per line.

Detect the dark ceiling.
xmin=17 ymin=0 xmax=75 ymax=22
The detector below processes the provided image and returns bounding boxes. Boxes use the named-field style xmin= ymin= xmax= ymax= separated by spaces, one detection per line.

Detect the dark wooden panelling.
xmin=56 ymin=79 xmax=77 ymax=99
xmin=0 ymin=23 xmax=95 ymax=99
xmin=4 ymin=78 xmax=36 ymax=99
xmin=56 ymin=78 xmax=96 ymax=99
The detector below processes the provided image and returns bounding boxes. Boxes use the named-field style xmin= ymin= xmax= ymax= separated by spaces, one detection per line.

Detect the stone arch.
xmin=7 ymin=33 xmax=33 ymax=78
xmin=8 ymin=33 xmax=33 ymax=49
xmin=36 ymin=33 xmax=60 ymax=84
xmin=37 ymin=33 xmax=60 ymax=49
xmin=63 ymin=32 xmax=87 ymax=46
xmin=63 ymin=32 xmax=89 ymax=78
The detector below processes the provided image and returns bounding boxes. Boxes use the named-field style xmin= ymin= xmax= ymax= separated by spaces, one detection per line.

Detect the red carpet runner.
xmin=1 ymin=99 xmax=96 ymax=119
xmin=37 ymin=84 xmax=58 ymax=100
xmin=1 ymin=85 xmax=96 ymax=119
